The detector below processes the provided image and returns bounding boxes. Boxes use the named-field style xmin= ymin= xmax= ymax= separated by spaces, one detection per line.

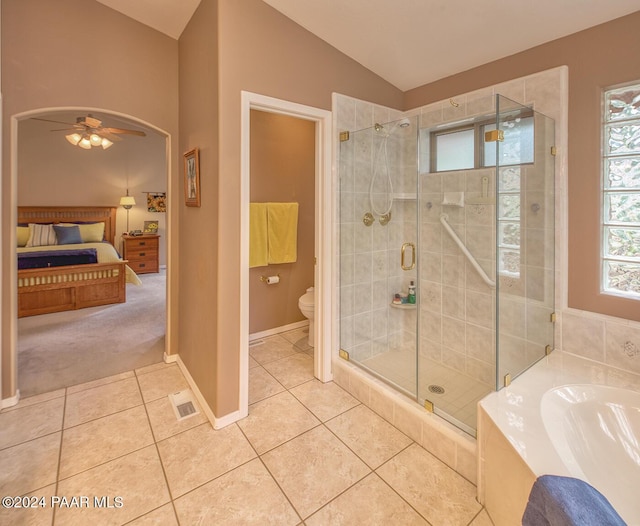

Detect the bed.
xmin=17 ymin=206 xmax=141 ymax=318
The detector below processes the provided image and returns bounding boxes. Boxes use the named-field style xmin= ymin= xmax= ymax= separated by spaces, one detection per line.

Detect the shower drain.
xmin=428 ymin=384 xmax=445 ymax=395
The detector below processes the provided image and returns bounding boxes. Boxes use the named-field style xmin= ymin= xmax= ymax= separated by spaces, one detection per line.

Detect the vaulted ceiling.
xmin=97 ymin=0 xmax=640 ymax=91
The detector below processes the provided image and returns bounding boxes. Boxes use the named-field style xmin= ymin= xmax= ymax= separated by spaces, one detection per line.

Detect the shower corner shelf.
xmin=390 ymin=302 xmax=417 ymax=310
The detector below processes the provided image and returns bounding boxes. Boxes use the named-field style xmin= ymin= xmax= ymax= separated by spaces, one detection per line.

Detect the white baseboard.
xmin=1 ymin=389 xmax=20 ymax=409
xmin=163 ymin=351 xmax=178 ymax=364
xmin=174 ymin=355 xmax=245 ymax=430
xmin=249 ymin=320 xmax=309 ymax=342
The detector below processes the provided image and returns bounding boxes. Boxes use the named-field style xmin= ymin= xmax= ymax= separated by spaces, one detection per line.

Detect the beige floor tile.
xmin=66 ymin=371 xmax=135 ymax=395
xmin=249 ymin=366 xmax=285 ymax=404
xmin=249 ymin=355 xmax=260 ymax=369
xmin=136 ymin=365 xmax=189 ymax=403
xmin=306 ymin=473 xmax=428 ymax=526
xmin=59 ymin=405 xmax=154 ymax=479
xmin=326 ymin=405 xmax=413 ymax=468
xmin=376 ymin=443 xmax=481 ymax=526
xmin=135 ymin=361 xmax=173 ymax=377
xmin=55 ymin=445 xmax=170 ymax=526
xmin=64 ymin=377 xmax=142 ymax=428
xmin=0 ymin=483 xmax=56 ymax=526
xmin=290 ymin=379 xmax=360 ymax=422
xmin=262 ymin=353 xmax=314 ymax=389
xmin=238 ymin=391 xmax=319 ymax=454
xmin=174 ymin=458 xmax=300 ymax=525
xmin=0 ymin=397 xmax=64 ymax=450
xmin=0 ymin=433 xmax=61 ymax=497
xmin=249 ymin=336 xmax=297 ymax=365
xmin=261 ymin=425 xmax=370 ymax=519
xmin=0 ymin=389 xmax=65 ymax=413
xmin=157 ymin=423 xmax=256 ymax=497
xmin=127 ymin=503 xmax=178 ymax=525
xmin=145 ymin=394 xmax=207 ymax=442
xmin=280 ymin=327 xmax=309 ymax=345
xmin=470 ymin=508 xmax=495 ymax=525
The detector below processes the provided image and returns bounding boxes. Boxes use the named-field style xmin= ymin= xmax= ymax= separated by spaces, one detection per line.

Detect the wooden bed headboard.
xmin=18 ymin=206 xmax=118 ymax=246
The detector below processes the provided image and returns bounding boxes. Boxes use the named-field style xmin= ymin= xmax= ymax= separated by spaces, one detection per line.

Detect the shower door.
xmin=494 ymin=95 xmax=556 ymax=386
xmin=338 ymin=116 xmax=419 ymax=397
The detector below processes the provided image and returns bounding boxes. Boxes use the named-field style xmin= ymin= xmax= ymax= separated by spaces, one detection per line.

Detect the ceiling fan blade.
xmin=98 ymin=130 xmax=123 ymax=142
xmin=31 ymin=117 xmax=77 ymax=127
xmin=50 ymin=127 xmax=83 ymax=132
xmin=103 ymin=127 xmax=146 ymax=137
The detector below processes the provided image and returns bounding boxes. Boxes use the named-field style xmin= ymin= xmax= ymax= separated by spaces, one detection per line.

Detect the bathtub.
xmin=478 ymin=352 xmax=640 ymax=526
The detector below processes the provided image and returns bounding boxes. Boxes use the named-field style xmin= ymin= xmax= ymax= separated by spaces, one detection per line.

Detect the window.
xmin=428 ymin=114 xmax=534 ymax=172
xmin=602 ymin=83 xmax=640 ymax=299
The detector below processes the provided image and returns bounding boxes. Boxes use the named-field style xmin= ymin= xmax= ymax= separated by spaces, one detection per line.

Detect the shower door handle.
xmin=401 ymin=242 xmax=416 ymax=271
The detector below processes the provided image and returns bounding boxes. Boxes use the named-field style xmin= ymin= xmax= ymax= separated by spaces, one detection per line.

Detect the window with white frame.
xmin=602 ymin=83 xmax=640 ymax=298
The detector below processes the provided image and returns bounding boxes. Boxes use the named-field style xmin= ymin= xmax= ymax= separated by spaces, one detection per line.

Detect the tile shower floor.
xmin=346 ymin=349 xmax=492 ymax=434
xmin=0 ymin=328 xmax=493 ymax=525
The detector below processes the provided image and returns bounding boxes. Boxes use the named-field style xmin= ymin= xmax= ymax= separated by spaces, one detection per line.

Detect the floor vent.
xmin=249 ymin=339 xmax=265 ymax=347
xmin=168 ymin=390 xmax=199 ymax=421
xmin=428 ymin=384 xmax=446 ymax=395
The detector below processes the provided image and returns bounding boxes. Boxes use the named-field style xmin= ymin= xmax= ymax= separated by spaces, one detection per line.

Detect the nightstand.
xmin=122 ymin=234 xmax=160 ymax=274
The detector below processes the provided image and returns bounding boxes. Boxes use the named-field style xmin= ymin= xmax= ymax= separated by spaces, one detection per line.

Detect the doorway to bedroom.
xmin=15 ymin=109 xmax=168 ymax=397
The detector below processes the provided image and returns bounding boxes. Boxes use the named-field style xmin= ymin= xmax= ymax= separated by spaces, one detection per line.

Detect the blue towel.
xmin=522 ymin=475 xmax=627 ymax=526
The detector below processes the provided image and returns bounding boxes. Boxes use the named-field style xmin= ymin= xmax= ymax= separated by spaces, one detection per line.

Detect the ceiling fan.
xmin=32 ymin=114 xmax=146 ymax=150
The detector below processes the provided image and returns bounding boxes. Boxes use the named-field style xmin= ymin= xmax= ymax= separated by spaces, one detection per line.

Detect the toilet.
xmin=298 ymin=286 xmax=315 ymax=347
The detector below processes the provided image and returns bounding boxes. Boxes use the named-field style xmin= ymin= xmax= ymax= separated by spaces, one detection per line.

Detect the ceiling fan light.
xmin=101 ymin=138 xmax=113 ymax=150
xmin=89 ymin=133 xmax=102 ymax=147
xmin=78 ymin=136 xmax=92 ymax=149
xmin=65 ymin=133 xmax=82 ymax=146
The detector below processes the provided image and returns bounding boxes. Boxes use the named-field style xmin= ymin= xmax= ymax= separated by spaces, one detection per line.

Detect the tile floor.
xmin=1 ymin=328 xmax=494 ymax=525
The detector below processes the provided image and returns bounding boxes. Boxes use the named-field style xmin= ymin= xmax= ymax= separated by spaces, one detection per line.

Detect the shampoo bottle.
xmin=408 ymin=280 xmax=416 ymax=304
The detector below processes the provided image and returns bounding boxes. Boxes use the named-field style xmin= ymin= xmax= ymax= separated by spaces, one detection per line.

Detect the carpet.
xmin=17 ymin=269 xmax=166 ymax=397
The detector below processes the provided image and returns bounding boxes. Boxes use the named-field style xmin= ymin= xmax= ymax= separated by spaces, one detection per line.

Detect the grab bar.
xmin=439 ymin=213 xmax=496 ymax=289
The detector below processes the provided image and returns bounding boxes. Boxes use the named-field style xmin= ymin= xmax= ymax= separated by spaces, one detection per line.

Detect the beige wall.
xmin=405 ymin=11 xmax=640 ymax=323
xmin=249 ymin=110 xmax=315 ymax=334
xmin=178 ymin=0 xmax=403 ymax=417
xmin=17 ymin=116 xmax=167 ymax=263
xmin=1 ymin=0 xmax=180 ymax=398
xmin=177 ymin=0 xmax=220 ymax=411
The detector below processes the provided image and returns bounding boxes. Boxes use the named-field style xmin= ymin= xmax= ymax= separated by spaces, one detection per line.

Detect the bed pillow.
xmin=53 ymin=224 xmax=83 ymax=245
xmin=61 ymin=222 xmax=105 ymax=242
xmin=26 ymin=223 xmax=57 ymax=247
xmin=17 ymin=226 xmax=30 ymax=247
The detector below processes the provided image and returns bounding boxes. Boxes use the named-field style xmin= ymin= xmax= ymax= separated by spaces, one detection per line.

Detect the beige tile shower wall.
xmin=335 ymin=94 xmax=402 ymax=362
xmin=419 ymin=168 xmax=496 ymax=387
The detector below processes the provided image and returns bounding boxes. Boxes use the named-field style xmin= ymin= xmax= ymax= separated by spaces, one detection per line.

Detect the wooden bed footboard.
xmin=17 ymin=261 xmax=126 ymax=317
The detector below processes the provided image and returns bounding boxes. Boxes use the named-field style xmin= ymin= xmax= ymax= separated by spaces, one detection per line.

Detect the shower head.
xmin=374 ymin=118 xmax=411 ymax=135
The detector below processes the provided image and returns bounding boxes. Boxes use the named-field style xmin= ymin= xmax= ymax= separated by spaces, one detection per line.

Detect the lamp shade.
xmin=119 ymin=196 xmax=136 ymax=208
xmin=65 ymin=133 xmax=82 ymax=145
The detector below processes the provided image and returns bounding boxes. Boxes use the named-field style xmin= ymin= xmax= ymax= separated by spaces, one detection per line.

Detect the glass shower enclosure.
xmin=338 ymin=96 xmax=555 ymax=436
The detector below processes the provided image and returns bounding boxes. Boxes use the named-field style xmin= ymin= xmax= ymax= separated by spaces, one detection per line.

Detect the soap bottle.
xmin=408 ymin=280 xmax=416 ymax=304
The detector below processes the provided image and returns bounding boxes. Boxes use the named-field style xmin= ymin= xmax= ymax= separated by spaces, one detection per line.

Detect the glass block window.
xmin=498 ymin=167 xmax=521 ymax=276
xmin=602 ymin=83 xmax=640 ymax=298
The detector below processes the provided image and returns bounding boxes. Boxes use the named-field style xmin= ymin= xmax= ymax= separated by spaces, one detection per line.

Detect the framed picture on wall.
xmin=143 ymin=221 xmax=158 ymax=233
xmin=183 ymin=147 xmax=201 ymax=207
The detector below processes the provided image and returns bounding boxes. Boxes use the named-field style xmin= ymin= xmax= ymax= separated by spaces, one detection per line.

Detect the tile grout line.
xmin=235 ymin=423 xmax=304 ymax=524
xmin=133 ymin=369 xmax=181 ymax=526
xmin=50 ymin=387 xmax=69 ymax=526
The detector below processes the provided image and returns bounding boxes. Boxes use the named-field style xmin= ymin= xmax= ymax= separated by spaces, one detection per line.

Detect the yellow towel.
xmin=267 ymin=202 xmax=298 ymax=264
xmin=249 ymin=203 xmax=268 ymax=268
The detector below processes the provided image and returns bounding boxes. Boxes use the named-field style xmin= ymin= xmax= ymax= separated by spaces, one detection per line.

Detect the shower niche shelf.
xmin=390 ymin=303 xmax=416 ymax=310
xmin=392 ymin=193 xmax=417 ymax=201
